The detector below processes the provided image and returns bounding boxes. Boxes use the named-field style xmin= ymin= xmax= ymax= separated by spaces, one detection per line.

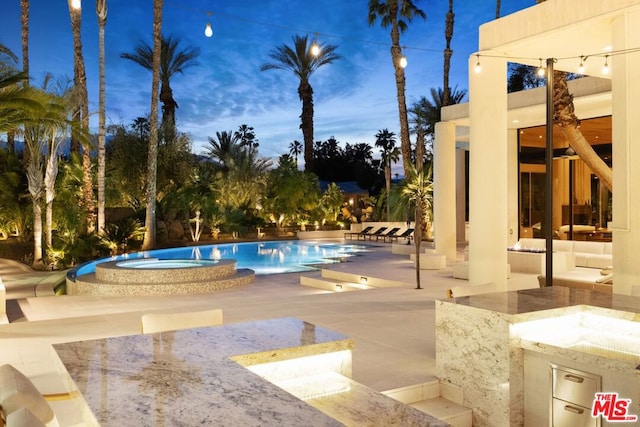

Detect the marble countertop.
xmin=445 ymin=286 xmax=640 ymax=318
xmin=54 ymin=317 xmax=444 ymax=426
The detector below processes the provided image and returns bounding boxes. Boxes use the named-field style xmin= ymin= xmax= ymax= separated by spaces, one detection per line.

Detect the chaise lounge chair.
xmin=376 ymin=227 xmax=401 ymax=241
xmin=385 ymin=228 xmax=414 ymax=243
xmin=344 ymin=226 xmax=373 ymax=240
xmin=359 ymin=226 xmax=388 ymax=241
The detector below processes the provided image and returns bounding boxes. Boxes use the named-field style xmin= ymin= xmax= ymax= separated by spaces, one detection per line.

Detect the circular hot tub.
xmin=96 ymin=258 xmax=234 ymax=284
xmin=68 ymin=258 xmax=254 ymax=296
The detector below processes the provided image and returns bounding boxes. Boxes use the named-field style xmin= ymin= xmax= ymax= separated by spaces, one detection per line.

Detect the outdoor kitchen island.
xmin=436 ymin=286 xmax=640 ymax=426
xmin=54 ymin=317 xmax=445 ymax=426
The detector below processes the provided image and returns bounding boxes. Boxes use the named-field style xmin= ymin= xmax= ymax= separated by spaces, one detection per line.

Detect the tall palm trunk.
xmin=384 ymin=161 xmax=391 ymax=220
xmin=44 ymin=145 xmax=58 ymax=248
xmin=97 ymin=0 xmax=107 ymax=233
xmin=299 ymin=80 xmax=315 ymax=173
xmin=142 ymin=0 xmax=163 ymax=250
xmin=553 ymin=71 xmax=612 ymax=191
xmin=68 ymin=0 xmax=94 ymax=232
xmin=495 ymin=0 xmax=501 ymax=19
xmin=390 ymin=23 xmax=412 ymax=177
xmin=443 ymin=0 xmax=454 ymax=106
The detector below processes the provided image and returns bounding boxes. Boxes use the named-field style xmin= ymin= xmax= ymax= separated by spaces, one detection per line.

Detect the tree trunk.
xmin=385 ymin=162 xmax=391 ymax=220
xmin=443 ymin=0 xmax=454 ymax=106
xmin=142 ymin=0 xmax=163 ymax=250
xmin=414 ymin=203 xmax=422 ymax=289
xmin=32 ymin=199 xmax=43 ymax=269
xmin=97 ymin=0 xmax=107 ymax=233
xmin=44 ymin=145 xmax=58 ymax=248
xmin=553 ymin=71 xmax=612 ymax=191
xmin=495 ymin=0 xmax=501 ymax=19
xmin=20 ymin=0 xmax=29 ymax=80
xmin=298 ymin=80 xmax=315 ymax=173
xmin=68 ymin=0 xmax=94 ymax=232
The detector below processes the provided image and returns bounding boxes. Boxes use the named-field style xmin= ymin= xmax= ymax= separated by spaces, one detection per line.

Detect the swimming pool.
xmin=72 ymin=241 xmax=369 ymax=277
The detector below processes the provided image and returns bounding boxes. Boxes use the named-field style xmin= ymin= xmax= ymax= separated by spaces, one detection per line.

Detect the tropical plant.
xmin=99 ymin=218 xmax=144 ymax=255
xmin=96 ymin=0 xmax=108 ymax=233
xmin=368 ymin=0 xmax=426 ymax=177
xmin=375 ymin=129 xmax=400 ymax=220
xmin=319 ymin=182 xmax=344 ymax=223
xmin=121 ymin=34 xmax=199 ymax=136
xmin=399 ymin=165 xmax=433 ymax=289
xmin=141 ymin=0 xmax=163 ymax=250
xmin=262 ymin=155 xmax=320 ymax=228
xmin=260 ymin=34 xmax=341 ymax=173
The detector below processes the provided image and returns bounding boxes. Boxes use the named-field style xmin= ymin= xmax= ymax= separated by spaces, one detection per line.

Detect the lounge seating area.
xmin=514 ymin=237 xmax=612 ymax=269
xmin=344 ymin=224 xmax=414 ymax=244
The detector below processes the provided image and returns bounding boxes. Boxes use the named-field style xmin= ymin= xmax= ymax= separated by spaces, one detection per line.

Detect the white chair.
xmin=141 ymin=308 xmax=223 ymax=334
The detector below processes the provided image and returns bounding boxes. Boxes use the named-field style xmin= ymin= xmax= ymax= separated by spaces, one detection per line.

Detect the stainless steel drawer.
xmin=552 ymin=365 xmax=601 ymax=408
xmin=552 ymin=398 xmax=598 ymax=427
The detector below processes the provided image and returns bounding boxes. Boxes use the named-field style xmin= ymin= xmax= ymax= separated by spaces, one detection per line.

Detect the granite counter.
xmin=54 ymin=317 xmax=445 ymax=426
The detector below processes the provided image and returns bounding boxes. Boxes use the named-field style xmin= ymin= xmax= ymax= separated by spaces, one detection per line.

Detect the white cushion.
xmin=0 ymin=365 xmax=58 ymax=427
xmin=603 ymin=242 xmax=613 ymax=255
xmin=553 ymin=240 xmax=574 ymax=252
xmin=586 ymin=255 xmax=613 ymax=270
xmin=573 ymin=241 xmax=605 ymax=254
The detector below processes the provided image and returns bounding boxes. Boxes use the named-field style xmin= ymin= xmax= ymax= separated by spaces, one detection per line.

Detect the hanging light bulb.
xmin=602 ymin=55 xmax=610 ymax=74
xmin=577 ymin=56 xmax=585 ymax=74
xmin=204 ymin=12 xmax=213 ymax=37
xmin=310 ymin=41 xmax=320 ymax=56
xmin=204 ymin=22 xmax=213 ymax=37
xmin=399 ymin=46 xmax=407 ymax=68
xmin=71 ymin=0 xmax=81 ymax=9
xmin=310 ymin=33 xmax=321 ymax=56
xmin=474 ymin=54 xmax=481 ymax=73
xmin=536 ymin=59 xmax=545 ymax=77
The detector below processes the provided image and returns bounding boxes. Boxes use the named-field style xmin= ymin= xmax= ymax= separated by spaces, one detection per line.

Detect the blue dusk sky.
xmin=0 ymin=0 xmax=533 ymax=161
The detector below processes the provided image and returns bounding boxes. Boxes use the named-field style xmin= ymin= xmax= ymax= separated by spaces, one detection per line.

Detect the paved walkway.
xmin=0 ymin=241 xmax=541 ymax=422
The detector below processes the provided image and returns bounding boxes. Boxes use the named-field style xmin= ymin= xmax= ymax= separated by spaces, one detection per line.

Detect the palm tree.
xmin=288 ymin=140 xmax=303 ymax=166
xmin=411 ymin=86 xmax=466 ymax=137
xmin=260 ymin=34 xmax=341 ymax=174
xmin=142 ymin=0 xmax=163 ymax=250
xmin=400 ymin=165 xmax=433 ymax=289
xmin=96 ymin=0 xmax=108 ymax=233
xmin=553 ymin=70 xmax=612 ymax=191
xmin=206 ymin=131 xmax=239 ymax=169
xmin=443 ymin=0 xmax=454 ymax=107
xmin=67 ymin=0 xmax=94 ymax=232
xmin=375 ymin=129 xmax=399 ymax=220
xmin=368 ymin=0 xmax=426 ymax=178
xmin=121 ymin=34 xmax=199 ymax=136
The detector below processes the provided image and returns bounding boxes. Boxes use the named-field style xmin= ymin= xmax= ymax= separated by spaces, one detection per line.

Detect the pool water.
xmin=73 ymin=241 xmax=369 ymax=277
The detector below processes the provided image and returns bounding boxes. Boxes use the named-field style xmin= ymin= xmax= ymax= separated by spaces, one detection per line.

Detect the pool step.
xmin=383 ymin=380 xmax=472 ymax=427
xmin=300 ymin=268 xmax=405 ymax=292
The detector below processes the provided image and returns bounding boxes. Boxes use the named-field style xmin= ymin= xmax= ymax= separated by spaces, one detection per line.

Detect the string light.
xmin=577 ymin=55 xmax=585 ymax=74
xmin=204 ymin=12 xmax=213 ymax=37
xmin=71 ymin=0 xmax=81 ymax=9
xmin=602 ymin=55 xmax=610 ymax=74
xmin=310 ymin=34 xmax=321 ymax=56
xmin=474 ymin=54 xmax=481 ymax=73
xmin=536 ymin=58 xmax=545 ymax=77
xmin=399 ymin=46 xmax=408 ymax=68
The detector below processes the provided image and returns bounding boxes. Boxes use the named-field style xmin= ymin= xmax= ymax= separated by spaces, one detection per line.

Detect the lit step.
xmin=299 ymin=275 xmax=371 ymax=292
xmin=410 ymin=398 xmax=472 ymax=427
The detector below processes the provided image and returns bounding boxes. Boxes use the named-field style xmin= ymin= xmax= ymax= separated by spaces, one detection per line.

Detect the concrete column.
xmin=611 ymin=10 xmax=640 ymax=295
xmin=507 ymin=129 xmax=519 ymax=247
xmin=434 ymin=121 xmax=457 ymax=262
xmin=456 ymin=148 xmax=467 ymax=243
xmin=468 ymin=54 xmax=508 ymax=289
